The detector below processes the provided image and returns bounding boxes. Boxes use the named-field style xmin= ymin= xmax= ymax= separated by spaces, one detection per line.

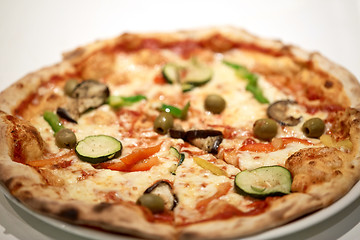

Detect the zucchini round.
xmin=162 ymin=60 xmax=213 ymax=92
xmin=181 ymin=64 xmax=212 ymax=86
xmin=235 ymin=166 xmax=292 ymax=198
xmin=162 ymin=63 xmax=179 ymax=84
xmin=75 ymin=135 xmax=122 ymax=164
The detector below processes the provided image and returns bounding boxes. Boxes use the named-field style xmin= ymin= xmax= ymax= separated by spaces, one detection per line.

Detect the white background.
xmin=0 ymin=0 xmax=359 ymax=239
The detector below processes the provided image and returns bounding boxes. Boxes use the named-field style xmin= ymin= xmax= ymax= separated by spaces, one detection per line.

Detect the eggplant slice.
xmin=144 ymin=180 xmax=178 ymax=211
xmin=58 ymin=80 xmax=110 ymax=122
xmin=169 ymin=129 xmax=223 ymax=154
xmin=267 ymin=100 xmax=302 ymax=126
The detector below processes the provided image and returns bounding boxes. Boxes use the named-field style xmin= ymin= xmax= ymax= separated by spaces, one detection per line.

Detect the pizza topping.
xmin=55 ymin=128 xmax=77 ymax=149
xmin=136 ymin=193 xmax=165 ymax=214
xmin=100 ymin=143 xmax=162 ymax=171
xmin=162 ymin=58 xmax=213 ymax=92
xmin=144 ymin=180 xmax=178 ymax=211
xmin=154 ymin=112 xmax=174 ymax=135
xmin=301 ymin=117 xmax=325 ymax=138
xmin=107 ymin=94 xmax=147 ymax=109
xmin=75 ymin=135 xmax=122 ymax=164
xmin=61 ymin=80 xmax=110 ymax=121
xmin=234 ymin=166 xmax=292 ymax=198
xmin=193 ymin=157 xmax=227 ymax=176
xmin=158 ymin=101 xmax=190 ymax=120
xmin=240 ymin=137 xmax=313 ymax=153
xmin=267 ymin=100 xmax=302 ymax=126
xmin=56 ymin=107 xmax=78 ymax=123
xmin=320 ymin=135 xmax=353 ymax=151
xmin=169 ymin=129 xmax=223 ymax=154
xmin=43 ymin=111 xmax=64 ymax=133
xmin=253 ymin=118 xmax=278 ymax=141
xmin=223 ymin=60 xmax=269 ymax=104
xmin=204 ymin=94 xmax=226 ymax=114
xmin=169 ymin=146 xmax=185 ymax=175
xmin=186 ymin=130 xmax=223 ymax=154
xmin=64 ymin=79 xmax=79 ymax=96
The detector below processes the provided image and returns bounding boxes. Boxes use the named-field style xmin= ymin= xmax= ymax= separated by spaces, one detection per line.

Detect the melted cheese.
xmin=27 ymin=47 xmax=332 ymax=224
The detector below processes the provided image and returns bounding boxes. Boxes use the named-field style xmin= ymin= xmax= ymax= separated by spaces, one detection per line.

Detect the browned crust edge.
xmin=0 ymin=26 xmax=359 ymax=240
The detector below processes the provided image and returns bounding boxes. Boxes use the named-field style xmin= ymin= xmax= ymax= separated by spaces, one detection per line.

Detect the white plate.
xmin=1 ymin=180 xmax=360 ymax=240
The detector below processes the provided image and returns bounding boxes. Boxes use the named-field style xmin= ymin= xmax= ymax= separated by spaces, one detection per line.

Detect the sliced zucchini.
xmin=161 ymin=59 xmax=213 ymax=92
xmin=180 ymin=64 xmax=212 ymax=86
xmin=235 ymin=166 xmax=292 ymax=198
xmin=75 ymin=135 xmax=122 ymax=164
xmin=181 ymin=83 xmax=195 ymax=92
xmin=169 ymin=146 xmax=185 ymax=175
xmin=162 ymin=63 xmax=179 ymax=84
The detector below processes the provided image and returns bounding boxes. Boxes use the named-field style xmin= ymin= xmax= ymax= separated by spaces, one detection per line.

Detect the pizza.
xmin=0 ymin=26 xmax=360 ymax=240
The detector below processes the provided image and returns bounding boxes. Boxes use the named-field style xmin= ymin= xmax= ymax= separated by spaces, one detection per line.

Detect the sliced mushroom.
xmin=58 ymin=80 xmax=110 ymax=122
xmin=144 ymin=180 xmax=178 ymax=211
xmin=267 ymin=100 xmax=302 ymax=126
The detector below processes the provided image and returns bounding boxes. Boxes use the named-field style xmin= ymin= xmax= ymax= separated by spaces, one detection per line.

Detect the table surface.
xmin=0 ymin=0 xmax=360 ymax=239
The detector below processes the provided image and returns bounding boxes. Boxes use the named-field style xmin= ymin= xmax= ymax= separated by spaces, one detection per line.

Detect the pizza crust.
xmin=0 ymin=26 xmax=360 ymax=240
xmin=179 ymin=193 xmax=322 ymax=239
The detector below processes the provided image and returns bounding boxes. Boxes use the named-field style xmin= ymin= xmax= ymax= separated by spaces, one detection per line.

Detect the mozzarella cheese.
xmin=28 ymin=47 xmax=330 ymax=223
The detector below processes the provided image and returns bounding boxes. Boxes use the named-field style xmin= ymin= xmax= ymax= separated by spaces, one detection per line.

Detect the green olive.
xmin=204 ymin=94 xmax=226 ymax=114
xmin=302 ymin=118 xmax=325 ymax=138
xmin=136 ymin=193 xmax=165 ymax=213
xmin=64 ymin=79 xmax=79 ymax=96
xmin=55 ymin=128 xmax=77 ymax=148
xmin=253 ymin=118 xmax=278 ymax=141
xmin=154 ymin=112 xmax=174 ymax=135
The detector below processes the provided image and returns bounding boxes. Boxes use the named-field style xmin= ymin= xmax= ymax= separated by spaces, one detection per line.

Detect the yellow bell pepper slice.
xmin=193 ymin=157 xmax=227 ymax=176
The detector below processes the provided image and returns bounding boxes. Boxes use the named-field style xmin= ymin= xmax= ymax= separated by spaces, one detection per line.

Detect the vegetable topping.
xmin=235 ymin=166 xmax=292 ymax=198
xmin=107 ymin=95 xmax=147 ymax=108
xmin=267 ymin=100 xmax=302 ymax=126
xmin=162 ymin=58 xmax=213 ymax=92
xmin=59 ymin=79 xmax=110 ymax=122
xmin=154 ymin=112 xmax=174 ymax=135
xmin=43 ymin=111 xmax=64 ymax=133
xmin=253 ymin=119 xmax=278 ymax=141
xmin=169 ymin=129 xmax=223 ymax=154
xmin=55 ymin=128 xmax=77 ymax=149
xmin=136 ymin=193 xmax=165 ymax=214
xmin=204 ymin=94 xmax=226 ymax=114
xmin=223 ymin=60 xmax=269 ymax=103
xmin=144 ymin=180 xmax=178 ymax=211
xmin=158 ymin=101 xmax=190 ymax=120
xmin=302 ymin=118 xmax=325 ymax=138
xmin=76 ymin=135 xmax=122 ymax=164
xmin=193 ymin=157 xmax=227 ymax=176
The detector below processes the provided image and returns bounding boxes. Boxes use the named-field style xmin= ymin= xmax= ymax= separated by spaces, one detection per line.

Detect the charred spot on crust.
xmin=333 ymin=170 xmax=342 ymax=176
xmin=5 ymin=178 xmax=23 ymax=192
xmin=19 ymin=190 xmax=33 ymax=201
xmin=324 ymin=80 xmax=334 ymax=88
xmin=93 ymin=202 xmax=112 ymax=213
xmin=58 ymin=207 xmax=79 ymax=221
